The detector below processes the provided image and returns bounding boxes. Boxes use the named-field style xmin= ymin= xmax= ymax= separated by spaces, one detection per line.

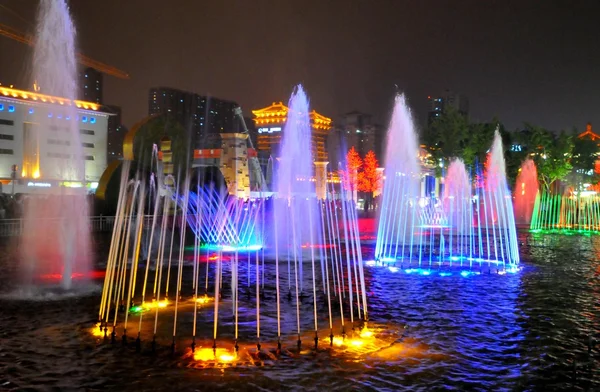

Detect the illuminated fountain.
xmin=97 ymin=85 xmax=373 ymax=363
xmin=531 ymin=184 xmax=600 ymax=234
xmin=375 ymin=95 xmax=519 ymax=273
xmin=514 ymin=159 xmax=539 ymax=226
xmin=20 ymin=0 xmax=91 ymax=291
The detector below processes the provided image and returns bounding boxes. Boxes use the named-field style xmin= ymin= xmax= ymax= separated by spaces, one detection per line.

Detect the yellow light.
xmin=32 ymin=170 xmax=40 ymax=179
xmin=194 ymin=296 xmax=211 ymax=305
xmin=141 ymin=299 xmax=169 ymax=310
xmin=90 ymin=323 xmax=104 ymax=337
xmin=193 ymin=348 xmax=236 ymax=363
xmin=350 ymin=339 xmax=364 ymax=347
xmin=360 ymin=329 xmax=374 ymax=338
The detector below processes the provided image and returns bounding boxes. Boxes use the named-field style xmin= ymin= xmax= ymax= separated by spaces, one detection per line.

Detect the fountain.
xmin=375 ymin=95 xmax=519 ymax=273
xmin=514 ymin=159 xmax=539 ymax=226
xmin=20 ymin=0 xmax=91 ymax=291
xmin=530 ymin=182 xmax=600 ymax=234
xmin=97 ymin=85 xmax=372 ymax=361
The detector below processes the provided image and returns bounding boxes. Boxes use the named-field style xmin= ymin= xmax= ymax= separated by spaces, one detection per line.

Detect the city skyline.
xmin=0 ymin=0 xmax=599 ymax=132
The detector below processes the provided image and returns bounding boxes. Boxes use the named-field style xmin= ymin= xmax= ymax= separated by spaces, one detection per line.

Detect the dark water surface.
xmin=2 ymin=230 xmax=600 ymax=391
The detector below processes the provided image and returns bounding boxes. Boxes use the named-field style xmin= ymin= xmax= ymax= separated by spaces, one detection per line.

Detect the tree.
xmin=132 ymin=115 xmax=190 ymax=177
xmin=358 ymin=150 xmax=382 ymax=194
xmin=339 ymin=147 xmax=363 ymax=191
xmin=525 ymin=124 xmax=573 ymax=191
xmin=570 ymin=127 xmax=600 ymax=189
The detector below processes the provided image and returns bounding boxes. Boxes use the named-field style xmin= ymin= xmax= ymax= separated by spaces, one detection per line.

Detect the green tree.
xmin=422 ymin=106 xmax=469 ymax=176
xmin=132 ymin=115 xmax=190 ymax=176
xmin=525 ymin=124 xmax=573 ymax=191
xmin=570 ymin=127 xmax=600 ymax=189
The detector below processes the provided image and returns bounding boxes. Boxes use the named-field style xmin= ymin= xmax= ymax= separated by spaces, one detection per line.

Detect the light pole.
xmin=10 ymin=164 xmax=17 ymax=196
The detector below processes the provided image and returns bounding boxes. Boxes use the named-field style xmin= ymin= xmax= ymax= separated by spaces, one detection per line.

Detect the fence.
xmin=0 ymin=215 xmax=189 ymax=238
xmin=0 ymin=216 xmax=117 ymax=237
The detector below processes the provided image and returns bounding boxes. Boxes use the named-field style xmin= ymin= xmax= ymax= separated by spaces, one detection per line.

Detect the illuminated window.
xmin=8 ymin=106 xmax=15 ymax=113
xmin=90 ymin=117 xmax=96 ymax=124
xmin=0 ymin=104 xmax=4 ymax=111
xmin=82 ymin=116 xmax=88 ymax=123
xmin=29 ymin=108 xmax=34 ymax=114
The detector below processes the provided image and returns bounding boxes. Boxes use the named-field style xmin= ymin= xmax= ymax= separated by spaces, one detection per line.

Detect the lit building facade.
xmin=0 ymin=86 xmax=109 ymax=192
xmin=252 ymin=102 xmax=332 ymax=161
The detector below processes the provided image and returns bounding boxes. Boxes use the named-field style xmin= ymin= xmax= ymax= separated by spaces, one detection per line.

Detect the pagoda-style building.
xmin=252 ymin=102 xmax=332 ymax=161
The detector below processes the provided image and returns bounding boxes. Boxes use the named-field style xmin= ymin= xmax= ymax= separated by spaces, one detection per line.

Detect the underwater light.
xmin=439 ymin=272 xmax=452 ymax=277
xmin=359 ymin=329 xmax=374 ymax=338
xmin=350 ymin=339 xmax=364 ymax=347
xmin=365 ymin=260 xmax=376 ymax=266
xmin=388 ymin=266 xmax=399 ymax=273
xmin=193 ymin=348 xmax=236 ymax=363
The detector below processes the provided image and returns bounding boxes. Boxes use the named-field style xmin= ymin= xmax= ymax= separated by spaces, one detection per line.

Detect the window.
xmin=85 ymin=155 xmax=95 ymax=161
xmin=82 ymin=116 xmax=88 ymax=123
xmin=82 ymin=142 xmax=94 ymax=148
xmin=0 ymin=104 xmax=3 ymax=111
xmin=0 ymin=119 xmax=14 ymax=126
xmin=0 ymin=134 xmax=14 ymax=140
xmin=0 ymin=148 xmax=13 ymax=154
xmin=8 ymin=106 xmax=15 ymax=113
xmin=90 ymin=117 xmax=96 ymax=124
xmin=80 ymin=129 xmax=95 ymax=135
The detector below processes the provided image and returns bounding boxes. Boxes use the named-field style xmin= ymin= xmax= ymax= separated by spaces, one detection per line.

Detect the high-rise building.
xmin=252 ymin=101 xmax=332 ymax=162
xmin=327 ymin=111 xmax=383 ymax=170
xmin=106 ymin=105 xmax=126 ymax=163
xmin=427 ymin=90 xmax=469 ymax=125
xmin=80 ymin=67 xmax=103 ymax=104
xmin=148 ymin=87 xmax=239 ymax=149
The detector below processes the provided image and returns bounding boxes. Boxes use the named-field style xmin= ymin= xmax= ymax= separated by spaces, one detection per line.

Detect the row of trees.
xmin=340 ymin=147 xmax=383 ymax=198
xmin=422 ymin=106 xmax=600 ymax=191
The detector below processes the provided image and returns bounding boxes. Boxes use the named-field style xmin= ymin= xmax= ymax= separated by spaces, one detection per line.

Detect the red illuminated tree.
xmin=358 ymin=150 xmax=382 ymax=195
xmin=339 ymin=147 xmax=363 ymax=191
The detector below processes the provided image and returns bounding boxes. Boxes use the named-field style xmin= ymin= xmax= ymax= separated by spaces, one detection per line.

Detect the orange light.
xmin=0 ymin=86 xmax=99 ymax=111
xmin=193 ymin=348 xmax=236 ymax=363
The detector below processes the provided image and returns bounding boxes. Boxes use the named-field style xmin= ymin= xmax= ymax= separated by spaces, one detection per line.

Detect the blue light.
xmin=57 ymin=114 xmax=62 ymax=119
xmin=421 ymin=270 xmax=431 ymax=276
xmin=439 ymin=272 xmax=452 ymax=277
xmin=388 ymin=266 xmax=399 ymax=273
xmin=8 ymin=105 xmax=15 ymax=113
xmin=90 ymin=117 xmax=96 ymax=124
xmin=66 ymin=116 xmax=70 ymax=120
xmin=28 ymin=108 xmax=34 ymax=114
xmin=82 ymin=116 xmax=87 ymax=123
xmin=0 ymin=104 xmax=4 ymax=111
xmin=48 ymin=112 xmax=53 ymax=118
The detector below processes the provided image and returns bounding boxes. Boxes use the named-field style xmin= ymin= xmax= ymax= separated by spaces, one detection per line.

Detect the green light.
xmin=130 ymin=306 xmax=143 ymax=313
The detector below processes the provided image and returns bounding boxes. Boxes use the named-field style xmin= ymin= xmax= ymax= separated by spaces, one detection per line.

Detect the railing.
xmin=0 ymin=215 xmax=186 ymax=238
xmin=0 ymin=215 xmax=117 ymax=237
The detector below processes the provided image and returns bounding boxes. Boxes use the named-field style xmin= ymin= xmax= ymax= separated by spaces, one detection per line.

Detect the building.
xmin=252 ymin=101 xmax=332 ymax=161
xmin=0 ymin=86 xmax=109 ymax=193
xmin=328 ymin=111 xmax=383 ymax=167
xmin=79 ymin=67 xmax=103 ymax=104
xmin=106 ymin=105 xmax=126 ymax=163
xmin=148 ymin=87 xmax=239 ymax=149
xmin=427 ymin=90 xmax=469 ymax=125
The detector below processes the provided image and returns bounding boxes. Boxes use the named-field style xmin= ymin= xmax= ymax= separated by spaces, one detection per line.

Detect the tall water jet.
xmin=21 ymin=0 xmax=90 ymax=290
xmin=375 ymin=94 xmax=421 ymax=260
xmin=272 ymin=85 xmax=320 ymax=258
xmin=514 ymin=159 xmax=539 ymax=226
xmin=375 ymin=103 xmax=520 ymax=270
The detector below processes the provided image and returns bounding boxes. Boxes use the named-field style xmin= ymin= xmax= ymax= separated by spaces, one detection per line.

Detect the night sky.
xmin=1 ymin=0 xmax=599 ymax=132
